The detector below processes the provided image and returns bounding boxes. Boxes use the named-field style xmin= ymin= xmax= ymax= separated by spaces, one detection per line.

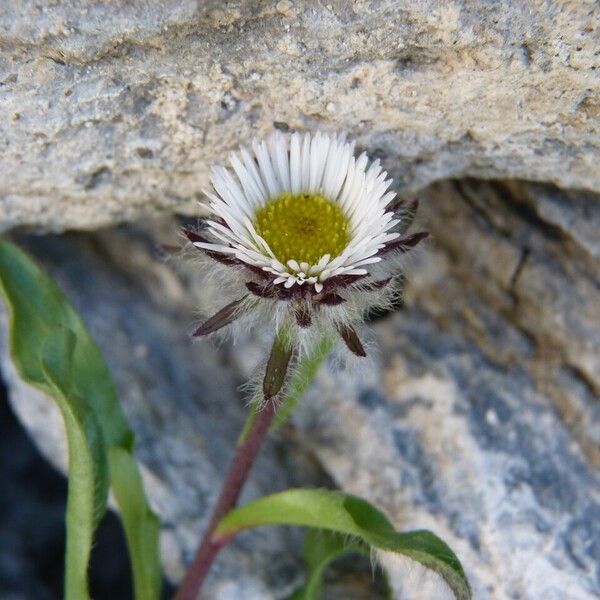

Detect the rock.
xmin=289 ymin=308 xmax=600 ymax=599
xmin=2 ymin=1 xmax=599 ymax=597
xmin=0 ymin=177 xmax=598 ymax=599
xmin=237 ymin=179 xmax=600 ymax=599
xmin=1 ymin=2 xmax=600 ymax=231
xmin=0 ymin=228 xmax=313 ymax=599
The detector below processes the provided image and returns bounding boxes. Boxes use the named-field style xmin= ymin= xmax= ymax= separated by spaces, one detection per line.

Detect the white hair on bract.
xmin=374 ymin=549 xmax=455 ymax=600
xmin=185 ymin=130 xmax=428 ymax=357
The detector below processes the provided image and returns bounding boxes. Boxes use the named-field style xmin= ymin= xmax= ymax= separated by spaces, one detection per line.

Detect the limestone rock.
xmin=1 ymin=178 xmax=598 ymax=599
xmin=238 ymin=180 xmax=600 ymax=599
xmin=1 ymin=1 xmax=600 ymax=231
xmin=1 ymin=1 xmax=599 ymax=598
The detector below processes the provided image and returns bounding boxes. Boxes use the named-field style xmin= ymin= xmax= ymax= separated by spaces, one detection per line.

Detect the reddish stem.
xmin=174 ymin=399 xmax=277 ymax=600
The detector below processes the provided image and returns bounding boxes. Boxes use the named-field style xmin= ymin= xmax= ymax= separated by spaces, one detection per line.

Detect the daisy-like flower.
xmin=185 ymin=131 xmax=427 ymax=356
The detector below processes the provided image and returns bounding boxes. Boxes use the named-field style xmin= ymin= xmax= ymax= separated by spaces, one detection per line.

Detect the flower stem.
xmin=174 ymin=399 xmax=277 ymax=600
xmin=174 ymin=332 xmax=293 ymax=600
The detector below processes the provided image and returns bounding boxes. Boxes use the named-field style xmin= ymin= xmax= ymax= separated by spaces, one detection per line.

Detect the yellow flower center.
xmin=253 ymin=193 xmax=351 ymax=266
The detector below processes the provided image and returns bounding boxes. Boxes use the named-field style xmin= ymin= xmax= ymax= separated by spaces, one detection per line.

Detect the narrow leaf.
xmin=322 ymin=273 xmax=368 ymax=289
xmin=183 ymin=228 xmax=210 ymax=245
xmin=41 ymin=328 xmax=108 ymax=600
xmin=272 ymin=336 xmax=334 ymax=430
xmin=216 ymin=489 xmax=471 ymax=600
xmin=379 ymin=231 xmax=429 ymax=256
xmin=239 ymin=335 xmax=333 ymax=446
xmin=317 ymin=292 xmax=346 ymax=306
xmin=362 ymin=277 xmax=392 ymax=292
xmin=337 ymin=323 xmax=366 ymax=357
xmin=385 ymin=195 xmax=406 ymax=213
xmin=109 ymin=447 xmax=161 ymax=600
xmin=246 ymin=281 xmax=277 ymax=298
xmin=294 ymin=304 xmax=312 ymax=327
xmin=0 ymin=241 xmax=161 ymax=600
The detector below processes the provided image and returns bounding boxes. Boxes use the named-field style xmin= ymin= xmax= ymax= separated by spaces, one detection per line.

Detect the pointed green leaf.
xmin=263 ymin=329 xmax=294 ymax=399
xmin=217 ymin=489 xmax=471 ymax=600
xmin=239 ymin=336 xmax=334 ymax=443
xmin=0 ymin=241 xmax=161 ymax=600
xmin=41 ymin=328 xmax=108 ymax=600
xmin=109 ymin=447 xmax=161 ymax=600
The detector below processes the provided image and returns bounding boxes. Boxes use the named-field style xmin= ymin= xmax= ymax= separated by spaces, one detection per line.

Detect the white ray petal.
xmin=193 ymin=241 xmax=237 ymax=254
xmin=229 ymin=151 xmax=264 ymax=206
xmin=309 ymin=132 xmax=331 ymax=193
xmin=253 ymin=139 xmax=281 ymax=197
xmin=350 ymin=256 xmax=383 ymax=268
xmin=270 ymin=132 xmax=291 ymax=191
xmin=240 ymin=147 xmax=269 ymax=201
xmin=290 ymin=133 xmax=302 ymax=194
xmin=300 ymin=132 xmax=311 ymax=193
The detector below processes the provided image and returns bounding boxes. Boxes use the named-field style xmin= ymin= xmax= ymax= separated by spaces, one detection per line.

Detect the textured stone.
xmin=237 ymin=179 xmax=600 ymax=599
xmin=288 ymin=315 xmax=600 ymax=599
xmin=1 ymin=1 xmax=600 ymax=231
xmin=0 ymin=228 xmax=310 ymax=599
xmin=1 ymin=1 xmax=600 ymax=598
xmin=1 ymin=178 xmax=598 ymax=599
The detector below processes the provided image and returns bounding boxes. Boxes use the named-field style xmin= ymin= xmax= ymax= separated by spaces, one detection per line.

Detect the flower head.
xmin=186 ymin=131 xmax=427 ymax=355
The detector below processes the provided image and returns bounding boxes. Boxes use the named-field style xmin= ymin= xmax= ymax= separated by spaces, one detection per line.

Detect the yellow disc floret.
xmin=253 ymin=193 xmax=351 ymax=266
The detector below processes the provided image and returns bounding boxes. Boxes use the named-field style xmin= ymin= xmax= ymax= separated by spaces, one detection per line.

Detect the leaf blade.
xmin=239 ymin=335 xmax=333 ymax=444
xmin=273 ymin=336 xmax=334 ymax=430
xmin=109 ymin=447 xmax=162 ymax=600
xmin=217 ymin=489 xmax=471 ymax=600
xmin=0 ymin=241 xmax=161 ymax=600
xmin=41 ymin=327 xmax=108 ymax=600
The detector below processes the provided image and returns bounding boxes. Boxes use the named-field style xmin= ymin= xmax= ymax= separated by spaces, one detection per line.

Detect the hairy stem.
xmin=174 ymin=399 xmax=277 ymax=600
xmin=174 ymin=333 xmax=292 ymax=600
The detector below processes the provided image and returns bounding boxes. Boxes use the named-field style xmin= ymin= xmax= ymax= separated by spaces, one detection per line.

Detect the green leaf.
xmin=217 ymin=489 xmax=471 ymax=600
xmin=263 ymin=328 xmax=294 ymax=399
xmin=41 ymin=328 xmax=108 ymax=600
xmin=0 ymin=241 xmax=161 ymax=600
xmin=289 ymin=530 xmax=367 ymax=600
xmin=109 ymin=447 xmax=161 ymax=600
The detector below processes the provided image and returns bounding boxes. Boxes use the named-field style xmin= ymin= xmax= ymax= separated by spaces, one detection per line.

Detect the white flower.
xmin=186 ymin=131 xmax=427 ymax=355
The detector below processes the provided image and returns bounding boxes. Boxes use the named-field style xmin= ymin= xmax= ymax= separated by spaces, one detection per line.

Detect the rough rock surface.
xmin=1 ymin=1 xmax=599 ymax=599
xmin=237 ymin=178 xmax=600 ymax=599
xmin=1 ymin=177 xmax=598 ymax=599
xmin=1 ymin=1 xmax=600 ymax=231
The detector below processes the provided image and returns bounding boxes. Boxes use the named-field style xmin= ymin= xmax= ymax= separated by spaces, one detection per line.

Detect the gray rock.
xmin=1 ymin=178 xmax=598 ymax=599
xmin=289 ymin=315 xmax=600 ymax=599
xmin=1 ymin=1 xmax=600 ymax=231
xmin=0 ymin=229 xmax=313 ymax=599
xmin=1 ymin=2 xmax=599 ymax=597
xmin=240 ymin=179 xmax=600 ymax=599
